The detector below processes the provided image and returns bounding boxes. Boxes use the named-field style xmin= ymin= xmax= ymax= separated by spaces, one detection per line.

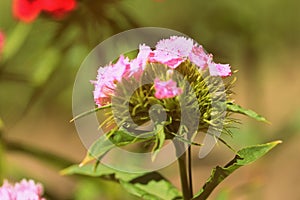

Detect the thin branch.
xmin=2 ymin=137 xmax=73 ymax=168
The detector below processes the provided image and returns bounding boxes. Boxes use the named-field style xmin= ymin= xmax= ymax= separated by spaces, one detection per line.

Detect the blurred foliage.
xmin=0 ymin=0 xmax=299 ymax=199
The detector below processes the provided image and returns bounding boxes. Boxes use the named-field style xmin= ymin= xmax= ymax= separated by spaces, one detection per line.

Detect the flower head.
xmin=154 ymin=78 xmax=183 ymax=99
xmin=92 ymin=36 xmax=233 ymax=108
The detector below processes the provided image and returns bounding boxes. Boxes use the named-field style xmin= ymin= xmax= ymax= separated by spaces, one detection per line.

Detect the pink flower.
xmin=0 ymin=179 xmax=45 ymax=200
xmin=92 ymin=55 xmax=131 ymax=107
xmin=154 ymin=78 xmax=183 ymax=99
xmin=112 ymin=55 xmax=131 ymax=82
xmin=208 ymin=62 xmax=232 ymax=77
xmin=188 ymin=44 xmax=232 ymax=77
xmin=127 ymin=44 xmax=152 ymax=79
xmin=91 ymin=65 xmax=115 ymax=107
xmin=150 ymin=36 xmax=194 ymax=69
xmin=14 ymin=179 xmax=45 ymax=200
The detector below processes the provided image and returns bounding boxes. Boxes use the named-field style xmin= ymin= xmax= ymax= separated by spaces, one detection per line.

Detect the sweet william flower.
xmin=13 ymin=0 xmax=76 ymax=22
xmin=92 ymin=36 xmax=233 ymax=107
xmin=92 ymin=55 xmax=132 ymax=107
xmin=154 ymin=78 xmax=183 ymax=99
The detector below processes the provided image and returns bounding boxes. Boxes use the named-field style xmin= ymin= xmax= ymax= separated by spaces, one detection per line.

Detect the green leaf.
xmin=79 ymin=129 xmax=154 ymax=166
xmin=193 ymin=140 xmax=281 ymax=200
xmin=227 ymin=102 xmax=269 ymax=123
xmin=62 ymin=163 xmax=182 ymax=200
xmin=61 ymin=163 xmax=142 ymax=181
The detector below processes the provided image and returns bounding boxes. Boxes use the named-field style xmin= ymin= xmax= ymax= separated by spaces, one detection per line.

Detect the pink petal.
xmin=188 ymin=45 xmax=211 ymax=70
xmin=208 ymin=62 xmax=232 ymax=77
xmin=156 ymin=36 xmax=193 ymax=57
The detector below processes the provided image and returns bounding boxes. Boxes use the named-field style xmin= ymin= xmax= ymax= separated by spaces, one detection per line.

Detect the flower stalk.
xmin=174 ymin=140 xmax=192 ymax=200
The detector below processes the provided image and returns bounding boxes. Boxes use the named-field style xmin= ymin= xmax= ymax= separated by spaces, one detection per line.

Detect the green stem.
xmin=174 ymin=140 xmax=191 ymax=200
xmin=188 ymin=146 xmax=193 ymax=197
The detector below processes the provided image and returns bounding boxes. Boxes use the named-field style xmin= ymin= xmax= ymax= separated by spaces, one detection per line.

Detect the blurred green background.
xmin=0 ymin=0 xmax=300 ymax=199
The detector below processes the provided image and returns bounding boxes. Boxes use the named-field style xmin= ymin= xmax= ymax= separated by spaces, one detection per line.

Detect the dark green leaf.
xmin=193 ymin=140 xmax=281 ymax=200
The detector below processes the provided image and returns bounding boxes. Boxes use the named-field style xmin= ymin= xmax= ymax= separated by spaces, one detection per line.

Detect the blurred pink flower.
xmin=0 ymin=31 xmax=4 ymax=57
xmin=0 ymin=181 xmax=14 ymax=200
xmin=154 ymin=78 xmax=183 ymax=99
xmin=150 ymin=36 xmax=193 ymax=69
xmin=0 ymin=179 xmax=45 ymax=200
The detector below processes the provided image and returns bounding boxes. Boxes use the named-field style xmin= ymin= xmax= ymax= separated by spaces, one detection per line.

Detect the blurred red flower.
xmin=40 ymin=0 xmax=76 ymax=18
xmin=13 ymin=0 xmax=41 ymax=22
xmin=13 ymin=0 xmax=76 ymax=22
